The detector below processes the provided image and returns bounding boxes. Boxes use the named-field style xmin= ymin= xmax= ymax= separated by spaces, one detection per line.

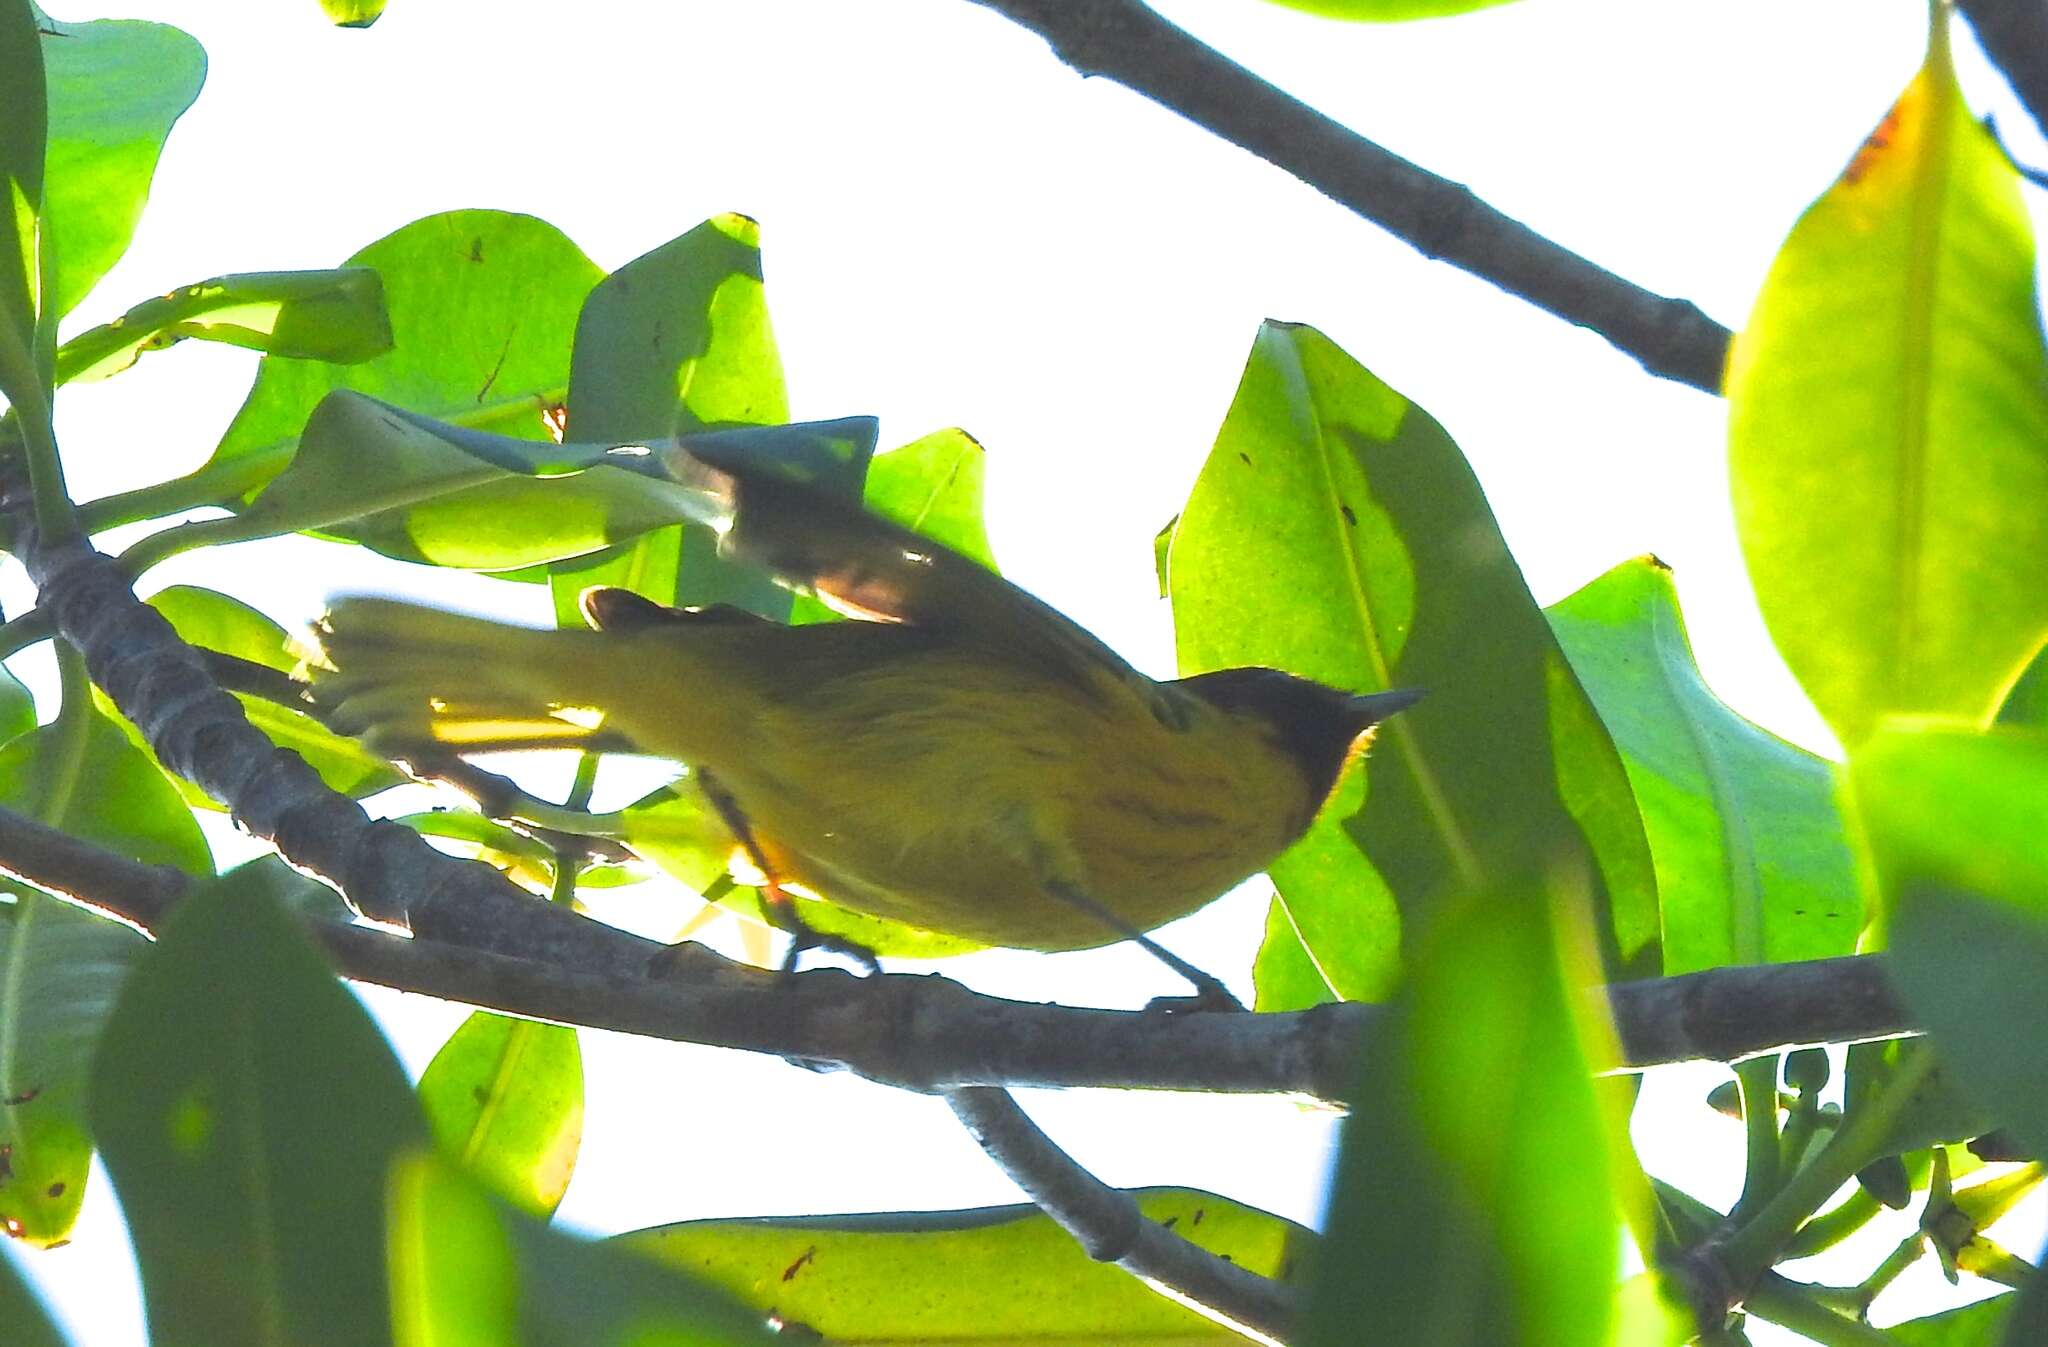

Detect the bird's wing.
xmin=677 ymin=435 xmax=1154 ymax=705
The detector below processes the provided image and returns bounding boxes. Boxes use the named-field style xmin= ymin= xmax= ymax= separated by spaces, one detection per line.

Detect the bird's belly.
xmin=739 ymin=743 xmax=1295 ymax=952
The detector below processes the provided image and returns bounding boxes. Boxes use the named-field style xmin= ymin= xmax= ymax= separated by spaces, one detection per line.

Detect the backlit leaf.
xmin=55 ymin=268 xmax=390 ymax=383
xmin=91 ymin=862 xmax=423 ymax=1347
xmin=625 ymin=1188 xmax=1302 ymax=1342
xmin=1726 ymin=21 xmax=2048 ymax=747
xmin=1170 ymin=320 xmax=1656 ymax=995
xmin=1848 ymin=726 xmax=2048 ymax=1158
xmin=419 ymin=1014 xmax=582 ymax=1219
xmin=390 ymin=1152 xmax=773 ymax=1347
xmin=1546 ymin=557 xmax=1860 ymax=972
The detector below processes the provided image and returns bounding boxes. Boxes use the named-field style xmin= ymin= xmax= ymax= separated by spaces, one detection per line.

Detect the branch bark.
xmin=962 ymin=0 xmax=1732 ymax=392
xmin=947 ymin=1087 xmax=1298 ymax=1345
xmin=0 ymin=801 xmax=1916 ymax=1101
xmin=1957 ymin=0 xmax=2048 ymax=141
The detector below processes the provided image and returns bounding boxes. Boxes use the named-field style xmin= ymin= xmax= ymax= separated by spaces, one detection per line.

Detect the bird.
xmin=309 ymin=430 xmax=1420 ymax=1006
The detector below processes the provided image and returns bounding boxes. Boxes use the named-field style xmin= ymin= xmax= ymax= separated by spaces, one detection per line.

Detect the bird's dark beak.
xmin=1349 ymin=687 xmax=1425 ymax=727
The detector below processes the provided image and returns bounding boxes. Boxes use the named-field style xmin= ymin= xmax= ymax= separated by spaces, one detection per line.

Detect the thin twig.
xmin=962 ymin=0 xmax=1732 ymax=391
xmin=0 ymin=802 xmax=1918 ymax=1100
xmin=1957 ymin=0 xmax=2048 ymax=142
xmin=947 ymin=1086 xmax=1298 ymax=1345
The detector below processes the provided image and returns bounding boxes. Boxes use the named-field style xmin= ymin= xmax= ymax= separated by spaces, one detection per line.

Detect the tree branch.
xmin=0 ymin=801 xmax=1916 ymax=1100
xmin=962 ymin=0 xmax=1731 ymax=392
xmin=0 ymin=800 xmax=1304 ymax=1337
xmin=1957 ymin=0 xmax=2048 ymax=141
xmin=947 ymin=1087 xmax=1298 ymax=1345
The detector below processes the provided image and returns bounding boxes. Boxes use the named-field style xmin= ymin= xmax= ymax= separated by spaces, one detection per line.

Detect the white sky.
xmin=7 ymin=1 xmax=2047 ymax=1343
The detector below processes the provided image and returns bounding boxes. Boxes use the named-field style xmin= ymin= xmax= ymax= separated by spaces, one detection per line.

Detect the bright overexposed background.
xmin=6 ymin=1 xmax=2046 ymax=1342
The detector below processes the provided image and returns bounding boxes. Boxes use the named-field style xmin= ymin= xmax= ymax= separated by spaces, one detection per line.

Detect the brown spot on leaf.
xmin=781 ymin=1246 xmax=816 ymax=1282
xmin=1842 ymin=110 xmax=1898 ymax=185
xmin=1340 ymin=504 xmax=1358 ymax=527
xmin=4 ymin=1087 xmax=40 ymax=1106
xmin=469 ymin=237 xmax=486 ymax=263
xmin=45 ymin=1182 xmax=63 ymax=1200
xmin=1236 ymin=452 xmax=1252 ymax=467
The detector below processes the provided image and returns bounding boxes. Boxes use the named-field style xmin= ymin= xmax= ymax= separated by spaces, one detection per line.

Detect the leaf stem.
xmin=1743 ymin=1274 xmax=1898 ymax=1347
xmin=1782 ymin=1187 xmax=1882 ymax=1260
xmin=116 ymin=512 xmax=288 ymax=579
xmin=10 ymin=380 xmax=76 ymax=544
xmin=36 ymin=644 xmax=93 ymax=826
xmin=0 ymin=608 xmax=52 ymax=660
xmin=1854 ymin=1230 xmax=1928 ymax=1309
xmin=78 ymin=450 xmax=284 ymax=533
xmin=1731 ymin=1057 xmax=1785 ymax=1220
xmin=1719 ymin=1046 xmax=1940 ymax=1280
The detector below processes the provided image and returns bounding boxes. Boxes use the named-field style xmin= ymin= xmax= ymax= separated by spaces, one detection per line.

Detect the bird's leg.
xmin=696 ymin=770 xmax=881 ymax=976
xmin=1042 ymin=880 xmax=1245 ymax=1013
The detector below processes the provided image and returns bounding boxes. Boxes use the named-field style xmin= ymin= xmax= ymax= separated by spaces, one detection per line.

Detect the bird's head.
xmin=1175 ymin=667 xmax=1423 ymax=809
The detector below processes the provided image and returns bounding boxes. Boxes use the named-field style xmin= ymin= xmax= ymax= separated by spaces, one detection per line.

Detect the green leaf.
xmin=39 ymin=17 xmax=204 ymax=319
xmin=1842 ymin=1040 xmax=2001 ymax=1162
xmin=1546 ymin=557 xmax=1862 ymax=973
xmin=1267 ymin=769 xmax=1401 ymax=1002
xmin=1888 ymin=1294 xmax=2013 ymax=1345
xmin=0 ymin=1247 xmax=69 ymax=1347
xmin=1251 ymin=893 xmax=1337 ymax=1012
xmin=624 ymin=1188 xmax=1302 ymax=1342
xmin=55 ymin=268 xmax=391 ymax=384
xmin=553 ymin=215 xmax=787 ymax=618
xmin=229 ymin=390 xmax=874 ymax=573
xmin=390 ymin=1151 xmax=775 ymax=1347
xmin=320 ymin=0 xmax=385 ymax=27
xmin=0 ymin=894 xmax=146 ymax=1246
xmin=0 ymin=0 xmax=51 ymax=407
xmin=1168 ymin=320 xmax=1656 ymax=985
xmin=567 ymin=213 xmax=785 ymax=441
xmin=1997 ymin=640 xmax=2048 ymax=730
xmin=1848 ymin=726 xmax=2048 ymax=1158
xmin=198 ymin=209 xmax=604 ymax=508
xmin=862 ymin=429 xmax=995 ymax=569
xmin=136 ymin=585 xmax=403 ymax=806
xmin=0 ymin=659 xmax=34 ymax=746
xmin=1725 ymin=25 xmax=2048 ymax=749
xmin=1304 ymin=881 xmax=1619 ymax=1347
xmin=90 ymin=861 xmax=424 ymax=1347
xmin=2003 ymin=1275 xmax=2048 ymax=1347
xmin=418 ymin=1013 xmax=582 ymax=1219
xmin=0 ymin=698 xmax=212 ymax=1246
xmin=1256 ymin=0 xmax=1519 ymax=20
xmin=0 ymin=709 xmax=213 ymax=877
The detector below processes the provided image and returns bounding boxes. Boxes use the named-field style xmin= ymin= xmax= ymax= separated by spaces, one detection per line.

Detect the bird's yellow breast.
xmin=660 ymin=648 xmax=1318 ymax=951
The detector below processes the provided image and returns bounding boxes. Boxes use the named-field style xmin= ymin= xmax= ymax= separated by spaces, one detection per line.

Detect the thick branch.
xmin=1958 ymin=0 xmax=2048 ymax=141
xmin=964 ymin=0 xmax=1731 ymax=392
xmin=0 ymin=802 xmax=1916 ymax=1100
xmin=947 ymin=1087 xmax=1297 ymax=1345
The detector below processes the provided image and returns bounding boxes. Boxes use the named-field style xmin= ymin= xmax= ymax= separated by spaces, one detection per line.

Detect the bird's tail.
xmin=310 ymin=598 xmax=623 ymax=758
